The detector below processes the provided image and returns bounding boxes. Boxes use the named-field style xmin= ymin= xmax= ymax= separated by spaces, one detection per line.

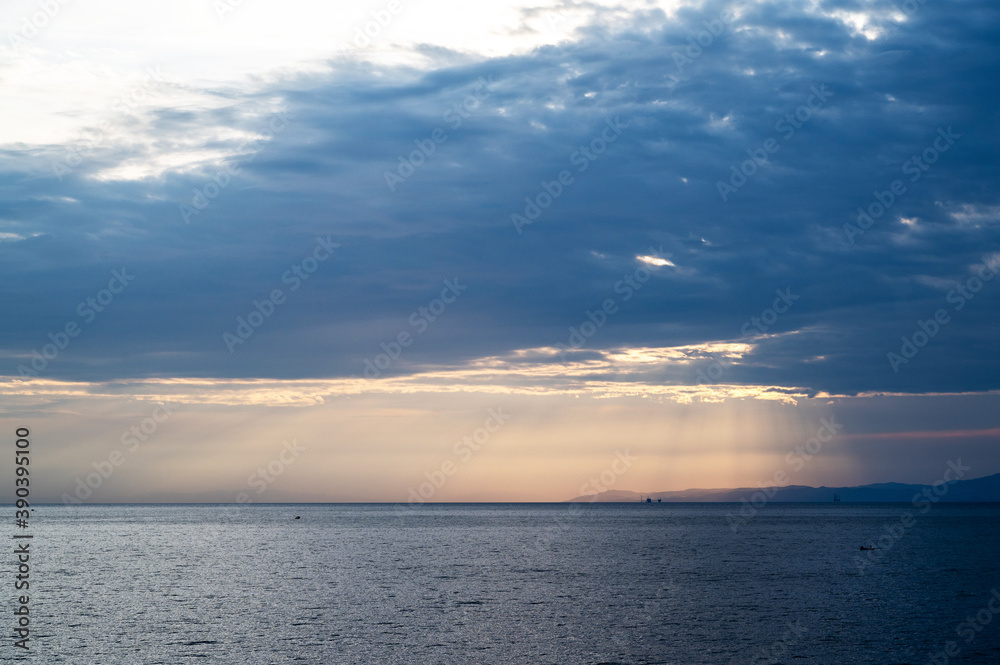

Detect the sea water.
xmin=4 ymin=503 xmax=999 ymax=664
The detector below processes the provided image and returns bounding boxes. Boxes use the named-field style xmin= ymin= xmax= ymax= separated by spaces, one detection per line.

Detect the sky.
xmin=1 ymin=0 xmax=999 ymax=503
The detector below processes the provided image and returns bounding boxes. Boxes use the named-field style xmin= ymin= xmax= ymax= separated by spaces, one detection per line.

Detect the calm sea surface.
xmin=5 ymin=503 xmax=1000 ymax=664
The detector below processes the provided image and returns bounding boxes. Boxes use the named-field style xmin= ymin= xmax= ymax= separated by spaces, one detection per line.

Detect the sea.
xmin=5 ymin=503 xmax=1000 ymax=664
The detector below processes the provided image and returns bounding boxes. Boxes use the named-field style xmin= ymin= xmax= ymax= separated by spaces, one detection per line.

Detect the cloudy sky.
xmin=2 ymin=0 xmax=999 ymax=503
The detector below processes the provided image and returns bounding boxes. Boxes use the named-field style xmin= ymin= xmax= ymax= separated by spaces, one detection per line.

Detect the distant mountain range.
xmin=569 ymin=470 xmax=1000 ymax=503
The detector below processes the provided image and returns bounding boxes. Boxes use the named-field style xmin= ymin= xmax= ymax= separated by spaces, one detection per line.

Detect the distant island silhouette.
xmin=569 ymin=470 xmax=1000 ymax=502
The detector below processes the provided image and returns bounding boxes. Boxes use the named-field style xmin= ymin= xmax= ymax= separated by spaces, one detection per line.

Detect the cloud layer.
xmin=2 ymin=0 xmax=999 ymax=403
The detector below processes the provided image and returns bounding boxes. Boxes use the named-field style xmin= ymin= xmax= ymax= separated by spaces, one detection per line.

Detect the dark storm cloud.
xmin=1 ymin=0 xmax=998 ymax=394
